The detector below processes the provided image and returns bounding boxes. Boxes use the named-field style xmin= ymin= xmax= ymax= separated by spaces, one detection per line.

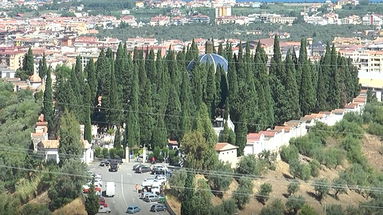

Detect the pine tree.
xmin=299 ymin=39 xmax=316 ymax=116
xmin=328 ymin=44 xmax=340 ymax=109
xmin=38 ymin=54 xmax=47 ymax=79
xmin=43 ymin=66 xmax=54 ymax=136
xmin=23 ymin=47 xmax=34 ymax=76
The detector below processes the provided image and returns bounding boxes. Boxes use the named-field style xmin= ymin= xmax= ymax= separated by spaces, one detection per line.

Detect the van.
xmin=144 ymin=194 xmax=159 ymax=202
xmin=105 ymin=182 xmax=115 ymax=197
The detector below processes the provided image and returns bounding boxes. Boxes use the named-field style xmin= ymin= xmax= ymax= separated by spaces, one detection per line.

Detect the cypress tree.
xmin=337 ymin=55 xmax=347 ymax=107
xmin=106 ymin=63 xmax=121 ymax=126
xmin=328 ymin=44 xmax=340 ymax=109
xmin=299 ymin=39 xmax=316 ymax=116
xmin=193 ymin=103 xmax=217 ymax=147
xmin=138 ymin=58 xmax=154 ymax=148
xmin=23 ymin=47 xmax=34 ymax=76
xmin=316 ymin=44 xmax=331 ymax=111
xmin=205 ymin=64 xmax=216 ymax=118
xmin=114 ymin=127 xmax=121 ymax=149
xmin=181 ymin=172 xmax=195 ymax=215
xmin=146 ymin=49 xmax=157 ymax=84
xmin=125 ymin=63 xmax=140 ymax=148
xmin=58 ymin=111 xmax=83 ymax=164
xmin=284 ymin=50 xmax=300 ymax=120
xmin=254 ymin=42 xmax=274 ymax=129
xmin=121 ymin=52 xmax=133 ymax=112
xmin=43 ymin=66 xmax=54 ymax=136
xmin=165 ymin=85 xmax=182 ymax=141
xmin=270 ymin=36 xmax=288 ymax=124
xmin=69 ymin=66 xmax=81 ymax=112
xmin=85 ymin=59 xmax=97 ymax=105
xmin=84 ymin=83 xmax=92 ymax=143
xmin=38 ymin=54 xmax=48 ymax=80
xmin=180 ymin=70 xmax=192 ymax=138
xmin=217 ymin=43 xmax=223 ymax=56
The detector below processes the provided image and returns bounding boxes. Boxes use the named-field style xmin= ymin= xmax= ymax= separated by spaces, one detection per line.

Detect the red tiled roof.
xmin=332 ymin=109 xmax=345 ymax=114
xmin=215 ymin=142 xmax=238 ymax=151
xmin=259 ymin=130 xmax=276 ymax=137
xmin=168 ymin=139 xmax=178 ymax=145
xmin=284 ymin=120 xmax=300 ymax=127
xmin=274 ymin=125 xmax=291 ymax=132
xmin=247 ymin=133 xmax=262 ymax=142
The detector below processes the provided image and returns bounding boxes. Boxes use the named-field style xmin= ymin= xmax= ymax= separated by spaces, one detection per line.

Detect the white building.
xmin=215 ymin=142 xmax=238 ymax=168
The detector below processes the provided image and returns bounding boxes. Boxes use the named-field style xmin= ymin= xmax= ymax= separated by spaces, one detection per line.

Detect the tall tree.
xmin=180 ymin=70 xmax=193 ymax=138
xmin=205 ymin=64 xmax=216 ymax=118
xmin=181 ymin=172 xmax=195 ymax=215
xmin=85 ymin=178 xmax=99 ymax=215
xmin=125 ymin=63 xmax=140 ymax=148
xmin=43 ymin=67 xmax=54 ymax=137
xmin=316 ymin=43 xmax=331 ymax=111
xmin=58 ymin=111 xmax=83 ymax=164
xmin=284 ymin=50 xmax=301 ymax=119
xmin=328 ymin=44 xmax=340 ymax=109
xmin=193 ymin=103 xmax=217 ymax=147
xmin=38 ymin=54 xmax=48 ymax=79
xmin=299 ymin=39 xmax=316 ymax=116
xmin=269 ymin=36 xmax=288 ymax=124
xmin=83 ymin=83 xmax=92 ymax=143
xmin=23 ymin=47 xmax=34 ymax=76
xmin=85 ymin=59 xmax=97 ymax=105
xmin=165 ymin=85 xmax=182 ymax=141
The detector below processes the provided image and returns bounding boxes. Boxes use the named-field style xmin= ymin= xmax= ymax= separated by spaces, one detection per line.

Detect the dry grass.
xmin=166 ymin=194 xmax=181 ymax=215
xmin=362 ymin=133 xmax=383 ymax=171
xmin=28 ymin=191 xmax=50 ymax=205
xmin=53 ymin=197 xmax=87 ymax=215
xmin=239 ymin=160 xmax=367 ymax=215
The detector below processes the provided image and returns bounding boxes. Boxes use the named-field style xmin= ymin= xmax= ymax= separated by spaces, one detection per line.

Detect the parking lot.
xmin=88 ymin=161 xmax=170 ymax=215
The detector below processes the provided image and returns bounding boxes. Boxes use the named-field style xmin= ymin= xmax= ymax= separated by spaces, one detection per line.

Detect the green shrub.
xmin=102 ymin=148 xmax=109 ymax=158
xmin=280 ymin=145 xmax=299 ymax=164
xmin=233 ymin=177 xmax=253 ymax=209
xmin=367 ymin=122 xmax=383 ymax=137
xmin=257 ymin=183 xmax=272 ymax=205
xmin=309 ymin=160 xmax=320 ymax=177
xmin=94 ymin=147 xmax=102 ymax=158
xmin=287 ymin=180 xmax=300 ymax=196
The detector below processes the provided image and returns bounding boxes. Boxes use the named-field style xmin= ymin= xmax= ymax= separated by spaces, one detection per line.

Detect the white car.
xmin=154 ymin=175 xmax=167 ymax=184
xmin=142 ymin=177 xmax=156 ymax=187
xmin=98 ymin=205 xmax=112 ymax=213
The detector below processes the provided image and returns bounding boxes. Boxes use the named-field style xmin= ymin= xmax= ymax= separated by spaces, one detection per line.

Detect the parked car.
xmin=141 ymin=177 xmax=156 ymax=187
xmin=144 ymin=193 xmax=159 ymax=202
xmin=132 ymin=164 xmax=143 ymax=171
xmin=155 ymin=175 xmax=167 ymax=185
xmin=139 ymin=192 xmax=153 ymax=199
xmin=98 ymin=205 xmax=111 ymax=213
xmin=99 ymin=159 xmax=110 ymax=166
xmin=82 ymin=184 xmax=102 ymax=193
xmin=150 ymin=204 xmax=167 ymax=212
xmin=126 ymin=206 xmax=141 ymax=214
xmin=99 ymin=197 xmax=108 ymax=207
xmin=135 ymin=166 xmax=151 ymax=173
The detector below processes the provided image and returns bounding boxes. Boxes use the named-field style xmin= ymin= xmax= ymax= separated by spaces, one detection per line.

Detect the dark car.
xmin=109 ymin=163 xmax=118 ymax=172
xmin=135 ymin=166 xmax=151 ymax=173
xmin=100 ymin=159 xmax=110 ymax=166
xmin=150 ymin=204 xmax=166 ymax=212
xmin=133 ymin=164 xmax=142 ymax=171
xmin=108 ymin=158 xmax=123 ymax=165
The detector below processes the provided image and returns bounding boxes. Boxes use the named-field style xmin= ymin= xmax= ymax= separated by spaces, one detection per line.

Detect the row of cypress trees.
xmin=42 ymin=36 xmax=359 ymax=155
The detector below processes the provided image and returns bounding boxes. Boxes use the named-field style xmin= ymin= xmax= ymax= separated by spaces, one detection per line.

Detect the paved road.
xmin=89 ymin=161 xmax=170 ymax=215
